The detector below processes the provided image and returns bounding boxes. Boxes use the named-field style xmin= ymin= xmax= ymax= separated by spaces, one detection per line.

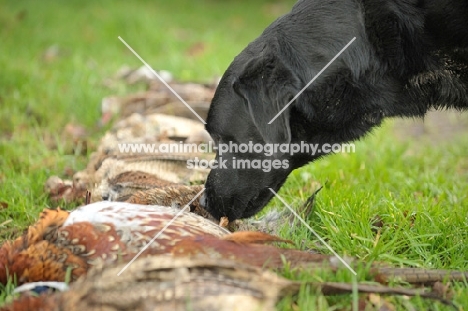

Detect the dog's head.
xmin=201 ymin=42 xmax=303 ymax=220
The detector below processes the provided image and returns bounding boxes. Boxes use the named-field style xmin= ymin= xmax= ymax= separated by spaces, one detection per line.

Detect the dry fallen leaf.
xmin=369 ymin=293 xmax=396 ymax=311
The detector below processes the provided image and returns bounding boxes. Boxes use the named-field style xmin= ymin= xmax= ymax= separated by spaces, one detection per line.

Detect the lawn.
xmin=0 ymin=0 xmax=467 ymax=310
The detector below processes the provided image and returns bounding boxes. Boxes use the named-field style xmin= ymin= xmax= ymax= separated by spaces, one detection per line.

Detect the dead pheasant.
xmin=2 ymin=257 xmax=296 ymax=311
xmin=100 ymin=170 xmax=177 ymax=201
xmin=0 ymin=202 xmax=229 ymax=285
xmin=47 ymin=112 xmax=214 ymax=204
xmin=83 ymin=152 xmax=212 ymax=202
xmin=1 ymin=257 xmax=456 ymax=311
xmin=101 ymin=77 xmax=214 ymax=122
xmin=126 ymin=184 xmax=212 ymax=219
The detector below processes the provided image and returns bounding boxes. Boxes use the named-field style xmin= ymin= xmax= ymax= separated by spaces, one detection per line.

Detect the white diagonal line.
xmin=118 ymin=36 xmax=206 ymax=124
xmin=117 ymin=187 xmax=206 ymax=276
xmin=268 ymin=37 xmax=356 ymax=124
xmin=268 ymin=188 xmax=357 ymax=275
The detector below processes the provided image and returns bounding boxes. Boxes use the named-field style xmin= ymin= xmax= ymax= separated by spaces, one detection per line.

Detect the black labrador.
xmin=201 ymin=0 xmax=468 ymax=221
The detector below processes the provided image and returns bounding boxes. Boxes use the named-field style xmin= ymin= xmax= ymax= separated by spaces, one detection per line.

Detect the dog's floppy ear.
xmin=233 ymin=52 xmax=301 ymax=144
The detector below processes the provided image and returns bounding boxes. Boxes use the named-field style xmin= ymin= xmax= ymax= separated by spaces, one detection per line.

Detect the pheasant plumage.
xmin=125 ymin=184 xmax=214 ymax=219
xmin=101 ymin=170 xmax=176 ymax=201
xmin=1 ymin=257 xmax=297 ymax=311
xmin=0 ymin=202 xmax=230 ymax=285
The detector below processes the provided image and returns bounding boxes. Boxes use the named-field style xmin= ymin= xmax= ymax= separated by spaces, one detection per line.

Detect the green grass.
xmin=269 ymin=124 xmax=468 ymax=309
xmin=1 ymin=0 xmax=467 ymax=310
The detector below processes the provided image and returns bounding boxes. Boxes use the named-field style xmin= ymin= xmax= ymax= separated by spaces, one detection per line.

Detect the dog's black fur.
xmin=201 ymin=0 xmax=468 ymax=220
